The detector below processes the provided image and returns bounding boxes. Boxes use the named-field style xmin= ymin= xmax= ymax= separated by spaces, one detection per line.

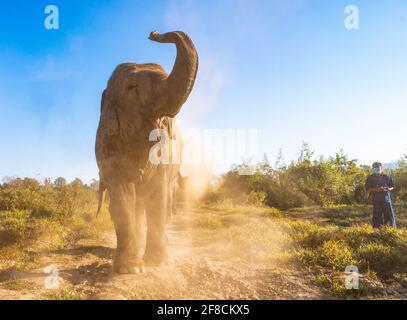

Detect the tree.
xmin=71 ymin=178 xmax=84 ymax=189
xmin=298 ymin=142 xmax=314 ymax=164
xmin=54 ymin=177 xmax=67 ymax=188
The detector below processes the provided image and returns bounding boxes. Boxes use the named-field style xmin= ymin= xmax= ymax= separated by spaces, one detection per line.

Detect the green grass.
xmin=205 ymin=202 xmax=407 ymax=298
xmin=199 ymin=202 xmax=283 ymax=218
xmin=45 ymin=287 xmax=88 ymax=300
xmin=285 ymin=219 xmax=407 ymax=297
xmin=298 ymin=240 xmax=357 ymax=271
xmin=287 ymin=204 xmax=407 ymax=228
xmin=0 ymin=207 xmax=112 ymax=271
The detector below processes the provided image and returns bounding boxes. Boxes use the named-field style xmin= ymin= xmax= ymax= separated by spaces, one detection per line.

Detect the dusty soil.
xmin=0 ymin=210 xmax=329 ymax=300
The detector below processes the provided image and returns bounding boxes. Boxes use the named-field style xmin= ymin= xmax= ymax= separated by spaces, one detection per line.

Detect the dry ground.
xmin=0 ymin=208 xmax=330 ymax=300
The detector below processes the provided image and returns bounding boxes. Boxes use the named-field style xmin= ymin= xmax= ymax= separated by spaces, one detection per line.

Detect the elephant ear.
xmin=100 ymin=89 xmax=107 ymax=112
xmin=98 ymin=89 xmax=120 ymax=137
xmin=96 ymin=89 xmax=121 ymax=181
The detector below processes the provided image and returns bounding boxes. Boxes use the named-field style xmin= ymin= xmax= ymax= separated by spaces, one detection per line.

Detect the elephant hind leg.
xmin=167 ymin=182 xmax=174 ymax=221
xmin=108 ymin=182 xmax=144 ymax=274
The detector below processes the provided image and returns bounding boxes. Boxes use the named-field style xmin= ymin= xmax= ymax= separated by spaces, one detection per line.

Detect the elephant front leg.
xmin=134 ymin=199 xmax=146 ymax=271
xmin=144 ymin=177 xmax=169 ymax=266
xmin=109 ymin=183 xmax=144 ymax=274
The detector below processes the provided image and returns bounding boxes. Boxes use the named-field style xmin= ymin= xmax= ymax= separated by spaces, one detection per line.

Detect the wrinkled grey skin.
xmin=95 ymin=31 xmax=198 ymax=274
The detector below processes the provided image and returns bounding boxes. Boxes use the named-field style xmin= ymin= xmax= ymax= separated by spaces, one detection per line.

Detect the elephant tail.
xmin=96 ymin=179 xmax=107 ymax=218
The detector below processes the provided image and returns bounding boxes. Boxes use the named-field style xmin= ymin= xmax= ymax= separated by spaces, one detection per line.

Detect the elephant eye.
xmin=128 ymin=84 xmax=138 ymax=91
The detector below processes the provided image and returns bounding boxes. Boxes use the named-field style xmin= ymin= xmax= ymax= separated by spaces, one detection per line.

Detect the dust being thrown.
xmin=103 ymin=162 xmax=301 ymax=300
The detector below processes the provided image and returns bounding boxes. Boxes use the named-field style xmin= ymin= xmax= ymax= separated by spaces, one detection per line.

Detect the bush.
xmin=0 ymin=178 xmax=97 ymax=220
xmin=247 ymin=191 xmax=267 ymax=206
xmin=289 ymin=221 xmax=341 ymax=248
xmin=298 ymin=240 xmax=357 ymax=271
xmin=205 ymin=146 xmax=369 ymax=210
xmin=287 ymin=220 xmax=407 ymax=287
xmin=0 ymin=210 xmax=47 ymax=247
xmin=0 ymin=211 xmax=29 ymax=246
xmin=319 ymin=240 xmax=357 ymax=270
xmin=0 ymin=177 xmax=107 ymax=253
xmin=357 ymin=243 xmax=407 ymax=278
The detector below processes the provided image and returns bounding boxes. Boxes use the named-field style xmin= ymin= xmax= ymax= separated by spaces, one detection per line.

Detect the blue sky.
xmin=1 ymin=0 xmax=407 ymax=182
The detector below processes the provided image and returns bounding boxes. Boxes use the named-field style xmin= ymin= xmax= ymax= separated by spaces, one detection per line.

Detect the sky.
xmin=0 ymin=0 xmax=407 ymax=182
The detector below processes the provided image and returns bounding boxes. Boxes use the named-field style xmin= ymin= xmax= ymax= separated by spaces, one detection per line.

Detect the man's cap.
xmin=372 ymin=162 xmax=382 ymax=168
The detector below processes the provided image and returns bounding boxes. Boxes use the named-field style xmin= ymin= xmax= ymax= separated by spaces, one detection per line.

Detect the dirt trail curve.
xmin=0 ymin=210 xmax=329 ymax=300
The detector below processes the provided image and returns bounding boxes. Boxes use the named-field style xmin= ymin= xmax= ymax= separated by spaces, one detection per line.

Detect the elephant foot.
xmin=114 ymin=258 xmax=145 ymax=274
xmin=144 ymin=250 xmax=169 ymax=267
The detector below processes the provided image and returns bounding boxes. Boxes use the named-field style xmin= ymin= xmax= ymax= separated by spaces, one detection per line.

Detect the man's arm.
xmin=387 ymin=175 xmax=394 ymax=191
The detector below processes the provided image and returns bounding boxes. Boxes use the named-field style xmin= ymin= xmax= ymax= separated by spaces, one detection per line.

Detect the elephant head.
xmin=101 ymin=31 xmax=198 ymax=126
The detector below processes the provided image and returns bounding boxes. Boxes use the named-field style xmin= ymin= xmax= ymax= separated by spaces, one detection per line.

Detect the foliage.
xmin=45 ymin=287 xmax=88 ymax=300
xmin=0 ymin=177 xmax=97 ymax=219
xmin=390 ymin=154 xmax=407 ymax=207
xmin=287 ymin=220 xmax=407 ymax=296
xmin=0 ymin=177 xmax=111 ymax=271
xmin=206 ymin=145 xmax=370 ymax=210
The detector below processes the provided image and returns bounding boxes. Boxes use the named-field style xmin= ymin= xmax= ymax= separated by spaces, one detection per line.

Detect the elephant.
xmin=95 ymin=30 xmax=198 ymax=274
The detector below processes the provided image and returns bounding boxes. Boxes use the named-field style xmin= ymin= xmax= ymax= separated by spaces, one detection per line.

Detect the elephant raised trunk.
xmin=149 ymin=31 xmax=199 ymax=117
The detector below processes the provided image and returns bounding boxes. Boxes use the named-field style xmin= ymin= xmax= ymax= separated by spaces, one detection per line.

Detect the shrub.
xmin=298 ymin=240 xmax=356 ymax=271
xmin=0 ymin=211 xmax=29 ymax=246
xmin=0 ymin=210 xmax=48 ymax=248
xmin=0 ymin=177 xmax=106 ymax=252
xmin=288 ymin=219 xmax=407 ymax=289
xmin=205 ymin=146 xmax=369 ymax=210
xmin=356 ymin=243 xmax=407 ymax=278
xmin=319 ymin=240 xmax=357 ymax=270
xmin=343 ymin=224 xmax=375 ymax=248
xmin=0 ymin=177 xmax=97 ymax=220
xmin=289 ymin=221 xmax=342 ymax=248
xmin=247 ymin=191 xmax=267 ymax=206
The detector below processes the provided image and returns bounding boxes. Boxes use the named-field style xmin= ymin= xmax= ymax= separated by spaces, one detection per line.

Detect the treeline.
xmin=2 ymin=144 xmax=407 ymax=215
xmin=0 ymin=177 xmax=98 ymax=219
xmin=204 ymin=144 xmax=407 ymax=209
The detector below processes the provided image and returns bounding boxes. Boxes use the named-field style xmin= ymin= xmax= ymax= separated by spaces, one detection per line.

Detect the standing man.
xmin=365 ymin=162 xmax=396 ymax=228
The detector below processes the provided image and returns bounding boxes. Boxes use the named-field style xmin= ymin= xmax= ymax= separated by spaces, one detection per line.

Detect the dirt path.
xmin=0 ymin=210 xmax=329 ymax=300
